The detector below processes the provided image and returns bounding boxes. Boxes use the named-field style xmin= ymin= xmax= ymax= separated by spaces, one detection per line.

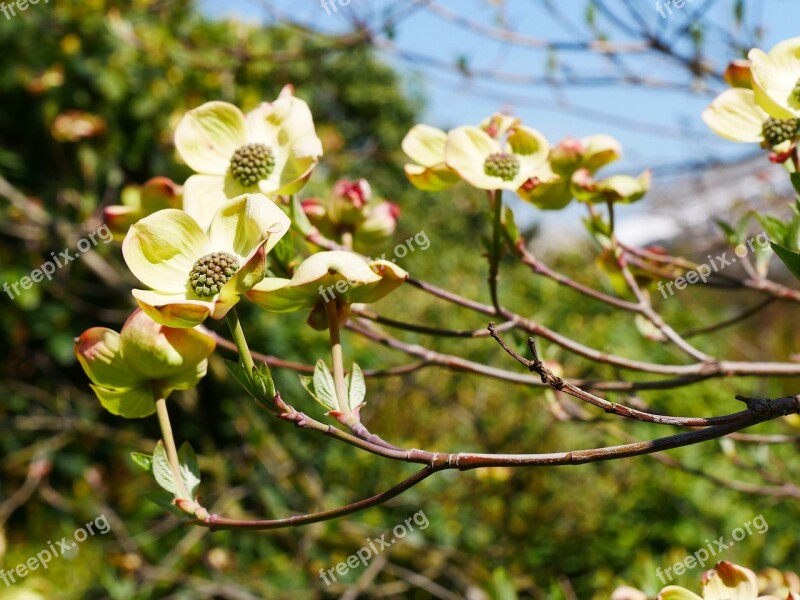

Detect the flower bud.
xmin=329 ymin=178 xmax=372 ymax=226
xmin=549 ymin=137 xmax=585 ymax=175
xmin=357 ymin=201 xmax=400 ymax=250
xmin=724 ymin=59 xmax=753 ymax=89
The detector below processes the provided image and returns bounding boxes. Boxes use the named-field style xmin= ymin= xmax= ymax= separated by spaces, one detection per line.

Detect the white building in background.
xmin=529 ymin=154 xmax=795 ymax=254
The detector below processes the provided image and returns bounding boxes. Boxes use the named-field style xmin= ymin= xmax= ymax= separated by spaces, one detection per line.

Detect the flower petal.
xmin=446 ymin=126 xmax=505 ymax=190
xmin=507 ymin=125 xmax=550 ymax=169
xmin=349 ymin=259 xmax=408 ymax=304
xmin=518 ymin=178 xmax=573 ymax=210
xmin=122 ymin=209 xmax=210 ymax=293
xmin=702 ymin=562 xmax=759 ymax=600
xmin=207 ymin=193 xmax=291 ymax=259
xmin=175 ymin=101 xmax=247 ymax=175
xmin=581 ymin=134 xmax=622 ymax=172
xmin=119 ymin=309 xmax=216 ymax=380
xmin=750 ymin=38 xmax=800 ymax=118
xmin=402 ymin=124 xmax=448 ymax=167
xmin=132 ymin=289 xmax=215 ymax=328
xmin=246 ymin=277 xmax=311 ymax=312
xmin=247 ymin=252 xmax=407 ymax=312
xmin=75 ymin=327 xmax=140 ymax=389
xmin=702 ymin=88 xmax=767 ymax=142
xmin=273 ymin=155 xmax=320 ymax=196
xmin=246 ymin=96 xmax=323 ymax=158
xmin=479 ymin=113 xmax=521 ymax=140
xmin=182 ymin=174 xmax=250 ymax=231
xmin=657 ymin=587 xmax=703 ymax=600
xmin=404 ymin=163 xmax=461 ymax=191
xmin=90 ymin=385 xmax=157 ymax=419
xmin=164 ymin=360 xmax=209 ymax=392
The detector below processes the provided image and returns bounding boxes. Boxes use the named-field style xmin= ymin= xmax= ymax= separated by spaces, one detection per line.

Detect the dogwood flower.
xmin=658 ymin=561 xmax=787 ymax=600
xmin=401 ymin=124 xmax=461 ymax=191
xmin=750 ymin=37 xmax=800 ymax=120
xmin=75 ymin=309 xmax=215 ymax=418
xmin=122 ymin=193 xmax=290 ymax=328
xmin=518 ymin=135 xmax=623 ymax=209
xmin=445 ymin=123 xmax=550 ymax=192
xmin=246 ymin=250 xmax=407 ymax=330
xmin=175 ymin=90 xmax=322 ymax=229
xmin=571 ymin=168 xmax=651 ymax=204
xmin=702 ymin=88 xmax=799 ymax=149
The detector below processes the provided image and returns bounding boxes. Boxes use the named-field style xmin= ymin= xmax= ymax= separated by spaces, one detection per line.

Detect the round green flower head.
xmin=229 ymin=143 xmax=276 ymax=187
xmin=189 ymin=251 xmax=241 ymax=297
xmin=793 ymin=76 xmax=800 ymax=104
xmin=761 ymin=117 xmax=799 ymax=146
xmin=483 ymin=152 xmax=520 ymax=181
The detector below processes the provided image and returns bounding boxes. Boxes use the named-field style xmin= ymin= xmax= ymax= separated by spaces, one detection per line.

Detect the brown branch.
xmin=488 ymin=323 xmax=750 ymax=427
xmin=680 ymin=297 xmax=776 ymax=339
xmin=195 ymin=466 xmax=439 ymax=531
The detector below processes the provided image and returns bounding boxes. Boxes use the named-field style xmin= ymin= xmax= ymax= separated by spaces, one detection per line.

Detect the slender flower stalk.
xmin=226 ymin=308 xmax=256 ymax=376
xmin=154 ymin=396 xmax=190 ymax=501
xmin=325 ymin=299 xmax=356 ymax=425
xmin=488 ymin=189 xmax=504 ymax=313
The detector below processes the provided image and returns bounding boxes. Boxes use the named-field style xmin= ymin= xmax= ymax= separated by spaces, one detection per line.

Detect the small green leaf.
xmin=753 ymin=240 xmax=774 ymax=277
xmin=290 ymin=194 xmax=314 ymax=236
xmin=772 ymin=242 xmax=800 ymax=281
xmin=152 ymin=440 xmax=178 ymax=497
xmin=130 ymin=452 xmax=153 ymax=476
xmin=225 ymin=359 xmax=276 ymax=409
xmin=178 ymin=442 xmax=201 ymax=499
xmin=143 ymin=491 xmax=185 ymax=517
xmin=791 ymin=172 xmax=800 ymax=195
xmin=252 ymin=363 xmax=276 ymax=405
xmin=715 ymin=219 xmax=737 ymax=245
xmin=735 ymin=212 xmax=753 ymax=244
xmin=225 ymin=359 xmax=258 ymax=396
xmin=347 ymin=363 xmax=366 ymax=411
xmin=270 ymin=233 xmax=296 ymax=278
xmin=755 ymin=214 xmax=788 ymax=246
xmin=313 ymin=360 xmax=337 ymax=411
xmin=502 ymin=206 xmax=522 ymax=247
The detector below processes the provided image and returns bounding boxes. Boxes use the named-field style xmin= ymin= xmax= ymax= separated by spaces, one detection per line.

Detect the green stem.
xmin=488 ymin=189 xmax=504 ymax=312
xmin=325 ymin=299 xmax=354 ymax=424
xmin=154 ymin=396 xmax=190 ymax=501
xmin=226 ymin=308 xmax=255 ymax=376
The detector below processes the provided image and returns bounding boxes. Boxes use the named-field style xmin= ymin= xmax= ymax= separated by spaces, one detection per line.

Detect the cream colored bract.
xmin=122 ymin=193 xmax=290 ymax=328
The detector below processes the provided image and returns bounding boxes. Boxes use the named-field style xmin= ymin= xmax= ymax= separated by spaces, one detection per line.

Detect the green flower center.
xmin=792 ymin=77 xmax=800 ymax=104
xmin=229 ymin=143 xmax=275 ymax=187
xmin=483 ymin=152 xmax=520 ymax=181
xmin=761 ymin=117 xmax=800 ymax=147
xmin=189 ymin=251 xmax=240 ymax=298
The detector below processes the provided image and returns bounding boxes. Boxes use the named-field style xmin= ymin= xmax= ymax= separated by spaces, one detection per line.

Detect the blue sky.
xmin=198 ymin=1 xmax=800 ymax=242
xmin=200 ymin=0 xmax=800 ymax=172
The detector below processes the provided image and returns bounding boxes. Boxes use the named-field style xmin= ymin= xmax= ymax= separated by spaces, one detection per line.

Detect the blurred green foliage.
xmin=1 ymin=1 xmax=799 ymax=598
